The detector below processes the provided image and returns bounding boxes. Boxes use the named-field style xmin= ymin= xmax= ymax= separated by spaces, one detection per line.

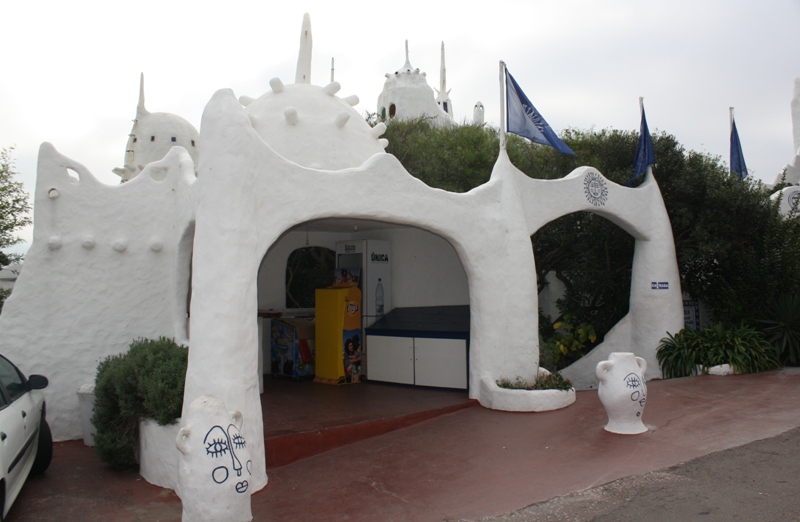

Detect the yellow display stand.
xmin=314 ymin=286 xmax=362 ymax=385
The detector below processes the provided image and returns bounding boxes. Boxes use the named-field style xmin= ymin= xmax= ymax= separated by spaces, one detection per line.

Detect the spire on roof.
xmin=400 ymin=39 xmax=414 ymax=72
xmin=434 ymin=42 xmax=453 ymax=116
xmin=137 ymin=73 xmax=148 ymax=119
xmin=439 ymin=42 xmax=447 ymax=94
xmin=295 ymin=13 xmax=312 ymax=84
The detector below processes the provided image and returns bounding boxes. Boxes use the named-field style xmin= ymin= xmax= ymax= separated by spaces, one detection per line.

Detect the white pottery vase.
xmin=596 ymin=352 xmax=648 ymax=434
xmin=176 ymin=396 xmax=253 ymax=522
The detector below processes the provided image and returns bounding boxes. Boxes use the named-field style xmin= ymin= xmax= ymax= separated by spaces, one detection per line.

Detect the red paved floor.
xmin=8 ymin=369 xmax=800 ymax=521
xmin=262 ymin=378 xmax=475 ymax=467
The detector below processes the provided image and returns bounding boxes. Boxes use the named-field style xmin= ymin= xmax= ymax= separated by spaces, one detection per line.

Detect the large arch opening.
xmin=534 ymin=210 xmax=636 ymax=373
xmin=254 ymin=217 xmax=473 ymax=467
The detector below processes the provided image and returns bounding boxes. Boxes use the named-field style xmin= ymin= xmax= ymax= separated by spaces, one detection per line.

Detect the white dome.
xmin=377 ymin=42 xmax=453 ymax=126
xmin=244 ymin=82 xmax=386 ymax=171
xmin=115 ymin=74 xmax=199 ymax=182
xmin=128 ymin=112 xmax=198 ymax=172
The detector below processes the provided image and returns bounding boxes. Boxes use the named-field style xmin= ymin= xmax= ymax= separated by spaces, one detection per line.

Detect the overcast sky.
xmin=1 ymin=0 xmax=798 ymax=253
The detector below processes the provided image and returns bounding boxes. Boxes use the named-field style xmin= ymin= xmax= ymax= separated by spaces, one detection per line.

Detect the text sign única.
xmin=651 ymin=282 xmax=669 ymax=290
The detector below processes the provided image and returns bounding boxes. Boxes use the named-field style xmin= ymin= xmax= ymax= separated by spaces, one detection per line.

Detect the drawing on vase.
xmin=203 ymin=424 xmax=251 ymax=493
xmin=624 ymin=372 xmax=647 ymax=414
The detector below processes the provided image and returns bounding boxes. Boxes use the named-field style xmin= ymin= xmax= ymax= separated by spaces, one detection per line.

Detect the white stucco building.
xmin=0 ymin=13 xmax=683 ymax=498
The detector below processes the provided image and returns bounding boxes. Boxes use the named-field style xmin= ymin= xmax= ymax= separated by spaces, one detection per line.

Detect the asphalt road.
xmin=479 ymin=426 xmax=800 ymax=522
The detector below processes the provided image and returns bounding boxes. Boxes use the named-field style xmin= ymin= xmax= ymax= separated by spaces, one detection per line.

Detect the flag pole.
xmin=729 ymin=106 xmax=734 ymax=133
xmin=499 ymin=60 xmax=507 ymax=151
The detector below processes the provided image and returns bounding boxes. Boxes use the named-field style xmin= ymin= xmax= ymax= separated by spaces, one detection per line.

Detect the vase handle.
xmin=230 ymin=410 xmax=244 ymax=430
xmin=176 ymin=426 xmax=191 ymax=455
xmin=596 ymin=360 xmax=613 ymax=381
xmin=635 ymin=356 xmax=647 ymax=375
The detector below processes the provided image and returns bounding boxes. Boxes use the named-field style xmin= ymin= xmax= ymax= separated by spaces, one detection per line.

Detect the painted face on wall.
xmin=203 ymin=424 xmax=252 ymax=493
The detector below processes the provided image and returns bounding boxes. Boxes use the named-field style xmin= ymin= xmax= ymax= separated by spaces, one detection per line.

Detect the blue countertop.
xmin=365 ymin=305 xmax=470 ymax=339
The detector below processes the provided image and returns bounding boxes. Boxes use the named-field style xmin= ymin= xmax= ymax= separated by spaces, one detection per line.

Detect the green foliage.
xmin=656 ymin=330 xmax=700 ymax=379
xmin=0 ymin=287 xmax=10 ymax=314
xmin=93 ymin=337 xmax=188 ymax=471
xmin=496 ymin=372 xmax=573 ymax=391
xmin=381 ymin=119 xmax=800 ymax=349
xmin=0 ymin=147 xmax=32 ymax=314
xmin=759 ymin=293 xmax=800 ymax=365
xmin=657 ymin=148 xmax=800 ymax=327
xmin=541 ymin=315 xmax=597 ymax=369
xmin=0 ymin=147 xmax=31 ymax=252
xmin=381 ymin=117 xmax=499 ymax=192
xmin=657 ymin=324 xmax=780 ymax=378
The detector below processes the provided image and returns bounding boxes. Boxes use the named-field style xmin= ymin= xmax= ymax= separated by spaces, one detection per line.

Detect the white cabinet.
xmin=366 ymin=336 xmax=414 ymax=384
xmin=367 ymin=335 xmax=467 ymax=389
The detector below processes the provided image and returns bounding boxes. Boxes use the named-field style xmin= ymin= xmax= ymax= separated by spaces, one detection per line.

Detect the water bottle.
xmin=375 ymin=278 xmax=384 ymax=316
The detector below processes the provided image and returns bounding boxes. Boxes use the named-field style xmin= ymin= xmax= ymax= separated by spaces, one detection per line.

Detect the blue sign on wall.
xmin=651 ymin=281 xmax=669 ymax=290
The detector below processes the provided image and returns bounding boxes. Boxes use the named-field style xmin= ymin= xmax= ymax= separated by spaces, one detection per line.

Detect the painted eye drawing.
xmin=624 ymin=373 xmax=641 ymax=389
xmin=204 ymin=426 xmax=230 ymax=458
xmin=231 ymin=432 xmax=247 ymax=450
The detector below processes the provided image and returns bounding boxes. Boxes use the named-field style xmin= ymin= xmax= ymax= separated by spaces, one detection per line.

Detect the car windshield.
xmin=0 ymin=355 xmax=26 ymax=401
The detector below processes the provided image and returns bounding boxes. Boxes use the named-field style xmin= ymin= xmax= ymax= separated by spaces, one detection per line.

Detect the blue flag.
xmin=730 ymin=119 xmax=748 ymax=180
xmin=632 ymin=104 xmax=655 ymax=180
xmin=505 ymin=69 xmax=575 ymax=156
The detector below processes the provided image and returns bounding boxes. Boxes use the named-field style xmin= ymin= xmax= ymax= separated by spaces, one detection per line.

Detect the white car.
xmin=0 ymin=354 xmax=51 ymax=521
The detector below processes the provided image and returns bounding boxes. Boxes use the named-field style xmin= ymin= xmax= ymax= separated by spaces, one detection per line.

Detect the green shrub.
xmin=656 ymin=329 xmax=702 ymax=379
xmin=657 ymin=323 xmax=780 ymax=379
xmin=759 ymin=293 xmax=800 ymax=366
xmin=539 ymin=315 xmax=598 ymax=371
xmin=538 ymin=340 xmax=562 ymax=373
xmin=496 ymin=372 xmax=573 ymax=391
xmin=92 ymin=337 xmax=188 ymax=471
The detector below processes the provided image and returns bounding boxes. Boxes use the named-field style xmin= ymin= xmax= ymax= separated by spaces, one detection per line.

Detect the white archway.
xmin=182 ymin=89 xmax=682 ymax=490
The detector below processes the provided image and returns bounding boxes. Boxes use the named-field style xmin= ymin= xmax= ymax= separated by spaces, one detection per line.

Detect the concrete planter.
xmin=76 ymin=384 xmax=96 ymax=446
xmin=139 ymin=417 xmax=181 ymax=490
xmin=702 ymin=364 xmax=735 ymax=376
xmin=478 ymin=374 xmax=576 ymax=412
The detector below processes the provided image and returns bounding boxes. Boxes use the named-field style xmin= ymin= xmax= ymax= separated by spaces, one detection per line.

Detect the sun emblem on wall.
xmin=583 ymin=171 xmax=608 ymax=207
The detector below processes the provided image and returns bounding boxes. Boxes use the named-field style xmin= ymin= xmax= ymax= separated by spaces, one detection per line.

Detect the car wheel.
xmin=31 ymin=419 xmax=52 ymax=475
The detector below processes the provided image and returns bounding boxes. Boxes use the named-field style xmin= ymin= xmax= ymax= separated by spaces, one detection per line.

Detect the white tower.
xmin=777 ymin=77 xmax=800 ymax=185
xmin=473 ymin=101 xmax=485 ymax=125
xmin=435 ymin=42 xmax=453 ymax=118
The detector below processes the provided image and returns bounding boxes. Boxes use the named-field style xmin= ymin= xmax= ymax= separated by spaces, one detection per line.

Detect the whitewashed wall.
xmin=0 ymin=145 xmax=196 ymax=440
